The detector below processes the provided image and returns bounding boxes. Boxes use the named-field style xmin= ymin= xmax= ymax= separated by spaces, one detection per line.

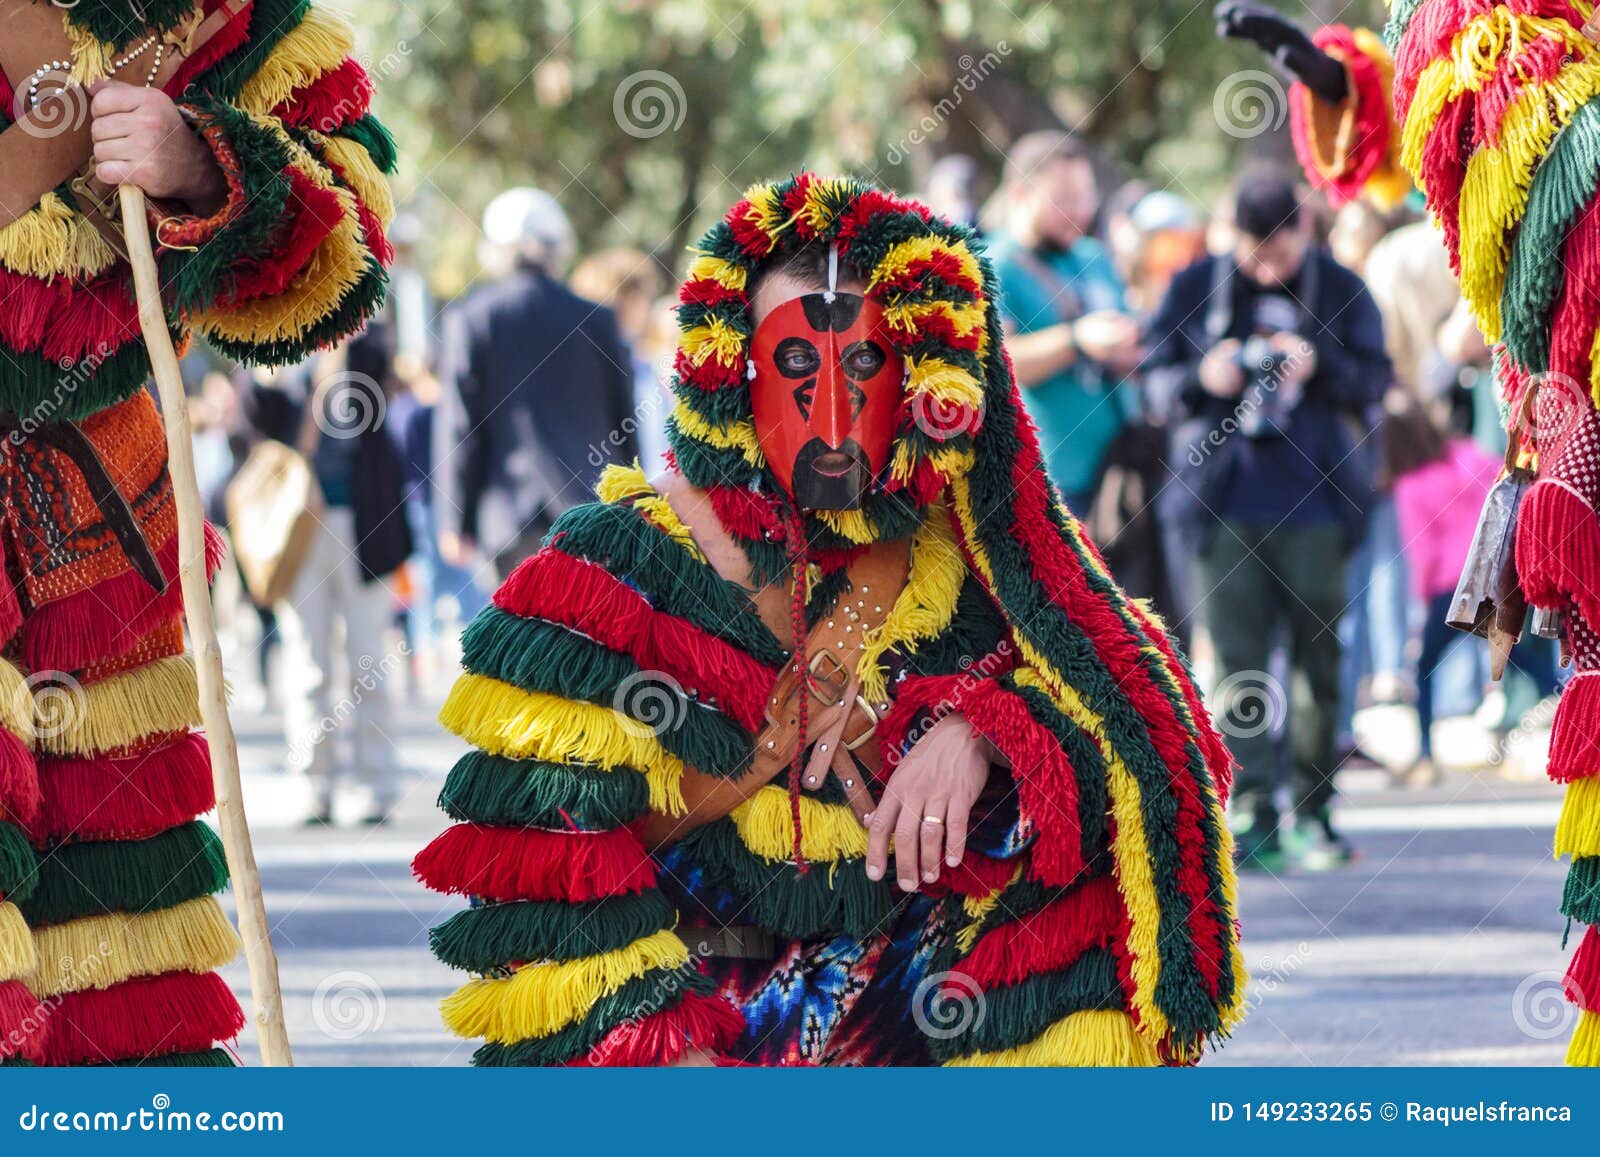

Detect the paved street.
xmin=214 ymin=688 xmax=1577 ymax=1067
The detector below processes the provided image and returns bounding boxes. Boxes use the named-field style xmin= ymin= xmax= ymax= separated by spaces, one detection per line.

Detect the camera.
xmin=1233 ymin=333 xmax=1300 ymax=438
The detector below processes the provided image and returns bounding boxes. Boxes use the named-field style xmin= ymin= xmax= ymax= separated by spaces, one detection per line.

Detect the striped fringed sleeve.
xmin=413 ymin=468 xmax=776 ymax=1066
xmin=151 ymin=0 xmax=394 ymax=365
xmin=0 ymin=659 xmax=44 ymax=1066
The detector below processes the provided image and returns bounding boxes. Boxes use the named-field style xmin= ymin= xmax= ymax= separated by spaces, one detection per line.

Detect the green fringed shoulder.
xmin=62 ymin=0 xmax=200 ymax=49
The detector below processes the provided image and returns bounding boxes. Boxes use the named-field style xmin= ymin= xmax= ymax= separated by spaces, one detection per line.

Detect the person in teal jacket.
xmin=988 ymin=132 xmax=1142 ymax=512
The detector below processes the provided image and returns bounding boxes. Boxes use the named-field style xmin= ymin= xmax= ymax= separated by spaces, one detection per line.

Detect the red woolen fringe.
xmin=1516 ymin=480 xmax=1600 ymax=630
xmin=1001 ymin=435 xmax=1226 ymax=997
xmin=29 ymin=731 xmax=213 ymax=845
xmin=43 ymin=970 xmax=244 ymax=1067
xmin=274 ymin=57 xmax=374 ymax=130
xmin=953 ymin=875 xmax=1123 ymax=990
xmin=922 ymin=850 xmax=1017 ymax=899
xmin=0 ymin=980 xmax=47 ymax=1065
xmin=0 ymin=728 xmax=40 ymax=827
xmin=708 ymin=483 xmax=785 ymax=545
xmin=1548 ymin=675 xmax=1600 ymax=783
xmin=496 ymin=547 xmax=775 ymax=732
xmin=1567 ymin=925 xmax=1600 ymax=1012
xmin=413 ymin=823 xmax=657 ymax=904
xmin=220 ymin=172 xmax=345 ymax=305
xmin=1418 ymin=91 xmax=1474 ymax=273
xmin=567 ymin=991 xmax=745 ymax=1067
xmin=21 ymin=523 xmax=226 ymax=675
xmin=0 ymin=265 xmax=142 ymax=362
xmin=1546 ymin=192 xmax=1600 ymax=388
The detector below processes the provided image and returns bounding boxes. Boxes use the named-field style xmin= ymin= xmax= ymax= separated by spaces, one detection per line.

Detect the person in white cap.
xmin=433 ymin=187 xmax=636 ymax=579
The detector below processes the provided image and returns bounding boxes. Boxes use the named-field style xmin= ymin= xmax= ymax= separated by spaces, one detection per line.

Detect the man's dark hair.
xmin=747 ymin=242 xmax=836 ymax=308
xmin=1233 ymin=171 xmax=1302 ymax=240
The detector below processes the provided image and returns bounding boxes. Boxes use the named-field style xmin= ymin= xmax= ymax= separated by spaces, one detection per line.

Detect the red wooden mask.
xmin=748 ymin=292 xmax=904 ymax=510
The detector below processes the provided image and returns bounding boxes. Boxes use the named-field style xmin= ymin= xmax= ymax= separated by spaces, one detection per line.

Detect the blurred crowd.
xmin=182 ymin=135 xmax=1563 ymax=853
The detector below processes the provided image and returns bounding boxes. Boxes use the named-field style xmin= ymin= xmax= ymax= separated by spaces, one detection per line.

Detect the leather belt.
xmin=0 ymin=0 xmax=247 ymax=250
xmin=680 ymin=925 xmax=776 ymax=961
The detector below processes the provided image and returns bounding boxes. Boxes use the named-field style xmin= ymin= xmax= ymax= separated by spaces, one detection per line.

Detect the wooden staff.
xmin=118 ymin=183 xmax=294 ymax=1068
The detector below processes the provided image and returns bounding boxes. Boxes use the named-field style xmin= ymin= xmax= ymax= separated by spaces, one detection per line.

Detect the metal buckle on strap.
xmin=842 ymin=695 xmax=881 ymax=751
xmin=807 ymin=649 xmax=850 ymax=706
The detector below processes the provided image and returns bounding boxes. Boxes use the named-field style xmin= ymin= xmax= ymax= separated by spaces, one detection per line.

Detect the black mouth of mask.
xmin=792 ymin=437 xmax=872 ymax=511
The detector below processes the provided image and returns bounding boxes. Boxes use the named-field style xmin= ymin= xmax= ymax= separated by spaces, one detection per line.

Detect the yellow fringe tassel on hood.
xmin=0 ymin=902 xmax=38 ymax=981
xmin=441 ymin=929 xmax=689 ymax=1044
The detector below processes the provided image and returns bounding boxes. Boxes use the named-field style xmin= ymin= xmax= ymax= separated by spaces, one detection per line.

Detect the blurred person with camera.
xmin=1144 ymin=172 xmax=1390 ymax=871
xmin=434 ymin=187 xmax=636 ymax=582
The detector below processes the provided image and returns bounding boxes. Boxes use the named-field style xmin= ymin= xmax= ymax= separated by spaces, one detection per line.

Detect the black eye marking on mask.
xmin=840 ymin=339 xmax=886 ymax=381
xmin=775 ymin=337 xmax=821 ymax=379
xmin=792 ymin=379 xmax=816 ymax=418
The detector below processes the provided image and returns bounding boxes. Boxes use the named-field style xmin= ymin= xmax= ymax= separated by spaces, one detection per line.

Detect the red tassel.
xmin=0 ymin=979 xmax=47 ymax=1065
xmin=1289 ymin=26 xmax=1391 ymax=206
xmin=413 ymin=823 xmax=657 ymax=904
xmin=30 ymin=731 xmax=212 ymax=845
xmin=567 ymin=991 xmax=745 ymax=1067
xmin=273 ymin=57 xmax=374 ymax=131
xmin=21 ymin=523 xmax=225 ymax=674
xmin=1516 ymin=480 xmax=1600 ymax=629
xmin=43 ymin=970 xmax=244 ymax=1067
xmin=0 ymin=729 xmax=40 ymax=828
xmin=495 ymin=547 xmax=775 ymax=732
xmin=922 ymin=850 xmax=1017 ymax=899
xmin=1547 ymin=674 xmax=1600 ymax=783
xmin=953 ymin=876 xmax=1122 ymax=990
xmin=1567 ymin=925 xmax=1600 ymax=1012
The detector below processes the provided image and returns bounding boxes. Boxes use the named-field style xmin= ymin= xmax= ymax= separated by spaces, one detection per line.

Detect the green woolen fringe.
xmin=0 ymin=342 xmax=152 ymax=425
xmin=547 ymin=503 xmax=786 ymax=668
xmin=677 ymin=819 xmax=900 ymax=942
xmin=928 ymin=947 xmax=1125 ymax=1063
xmin=64 ymin=0 xmax=200 ymax=48
xmin=472 ymin=966 xmax=715 ymax=1067
xmin=331 ymin=116 xmax=399 ymax=175
xmin=1382 ymin=0 xmax=1427 ymax=52
xmin=431 ymin=892 xmax=676 ymax=973
xmin=898 ymin=580 xmax=1010 ymax=678
xmin=460 ymin=607 xmax=754 ymax=776
xmin=1563 ymin=857 xmax=1600 ymax=927
xmin=96 ymin=1049 xmax=236 ymax=1069
xmin=439 ymin=751 xmax=651 ymax=830
xmin=0 ymin=822 xmax=37 ymax=907
xmin=197 ymin=0 xmax=311 ymax=100
xmin=21 ymin=822 xmax=229 ymax=927
xmin=1006 ymin=677 xmax=1113 ymax=877
xmin=0 ymin=1057 xmax=34 ymax=1067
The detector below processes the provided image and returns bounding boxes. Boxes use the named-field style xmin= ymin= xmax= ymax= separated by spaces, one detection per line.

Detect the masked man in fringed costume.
xmin=1220 ymin=0 xmax=1600 ymax=1066
xmin=0 ymin=0 xmax=393 ymax=1066
xmin=415 ymin=175 xmax=1247 ymax=1067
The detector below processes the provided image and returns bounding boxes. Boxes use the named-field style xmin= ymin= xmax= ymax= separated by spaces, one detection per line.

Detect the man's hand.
xmin=865 ymin=712 xmax=991 ymax=891
xmin=90 ymin=81 xmax=227 ymax=214
xmin=1073 ymin=310 xmax=1142 ymax=372
xmin=1199 ymin=339 xmax=1246 ymax=398
xmin=1270 ymin=332 xmax=1316 ymax=386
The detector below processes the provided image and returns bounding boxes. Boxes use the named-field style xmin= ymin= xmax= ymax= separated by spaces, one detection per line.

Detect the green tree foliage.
xmin=344 ymin=0 xmax=1386 ymax=292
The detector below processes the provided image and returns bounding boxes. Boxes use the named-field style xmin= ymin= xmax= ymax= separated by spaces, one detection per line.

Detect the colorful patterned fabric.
xmin=0 ymin=0 xmax=394 ymax=1066
xmin=418 ymin=177 xmax=1246 ymax=1068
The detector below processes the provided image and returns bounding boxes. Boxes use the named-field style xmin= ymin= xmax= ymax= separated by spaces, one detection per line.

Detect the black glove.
xmin=1214 ymin=1 xmax=1349 ymax=104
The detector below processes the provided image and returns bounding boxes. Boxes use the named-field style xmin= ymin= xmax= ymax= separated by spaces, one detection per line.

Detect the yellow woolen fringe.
xmin=441 ymin=929 xmax=689 ymax=1044
xmin=0 ymin=658 xmax=35 ymax=746
xmin=0 ymin=192 xmax=119 ymax=281
xmin=670 ymin=401 xmax=763 ymax=467
xmin=1569 ymin=1009 xmax=1600 ymax=1067
xmin=944 ymin=1010 xmax=1160 ymax=1068
xmin=317 ymin=134 xmax=397 ymax=229
xmin=0 ymin=902 xmax=37 ymax=982
xmin=440 ymin=674 xmax=686 ymax=816
xmin=731 ymin=786 xmax=867 ymax=862
xmin=1557 ymin=778 xmax=1600 ymax=858
xmin=34 ymin=655 xmax=202 ymax=758
xmin=236 ymin=6 xmax=356 ymax=114
xmin=857 ymin=504 xmax=965 ymax=705
xmin=25 ymin=897 xmax=241 ymax=998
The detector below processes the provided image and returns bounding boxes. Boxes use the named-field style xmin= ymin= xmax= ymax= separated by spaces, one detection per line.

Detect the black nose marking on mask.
xmin=800 ymin=293 xmax=865 ymax=333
